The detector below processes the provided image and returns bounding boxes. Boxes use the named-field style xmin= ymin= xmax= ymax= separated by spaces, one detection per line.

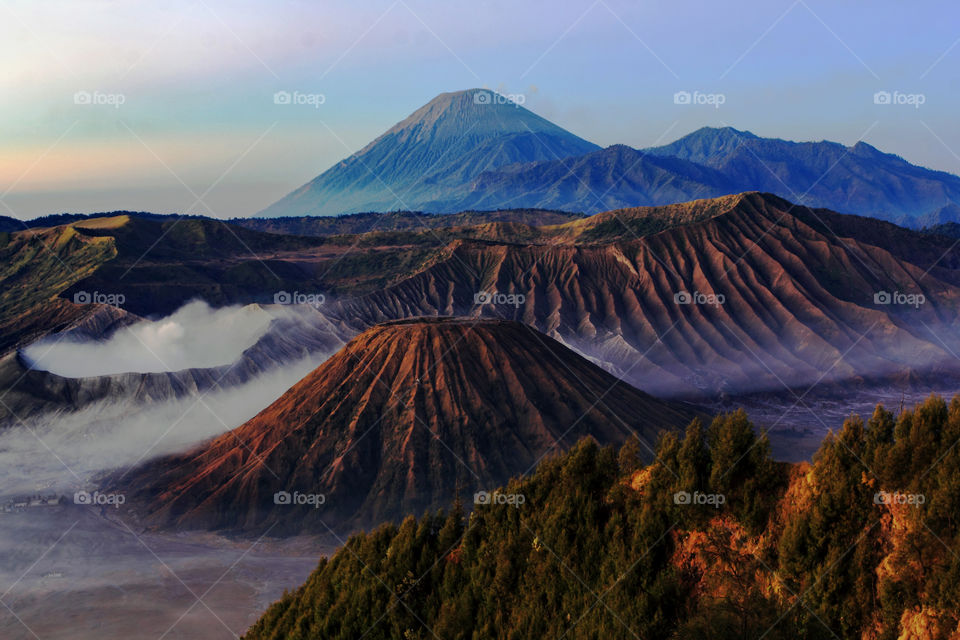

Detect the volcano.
xmin=257 ymin=89 xmax=600 ymax=217
xmin=116 ymin=318 xmax=701 ymax=533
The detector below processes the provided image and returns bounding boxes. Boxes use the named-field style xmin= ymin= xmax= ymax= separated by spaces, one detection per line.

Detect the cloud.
xmin=23 ymin=300 xmax=272 ymax=377
xmin=0 ymin=353 xmax=330 ymax=496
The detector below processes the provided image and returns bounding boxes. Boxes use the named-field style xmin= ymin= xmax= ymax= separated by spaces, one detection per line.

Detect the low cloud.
xmin=0 ymin=353 xmax=329 ymax=496
xmin=23 ymin=300 xmax=272 ymax=377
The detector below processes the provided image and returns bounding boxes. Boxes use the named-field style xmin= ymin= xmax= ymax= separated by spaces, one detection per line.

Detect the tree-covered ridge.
xmin=244 ymin=397 xmax=960 ymax=640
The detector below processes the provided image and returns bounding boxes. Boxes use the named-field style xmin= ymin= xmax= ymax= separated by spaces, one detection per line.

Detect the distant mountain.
xmin=233 ymin=208 xmax=584 ymax=237
xmin=916 ymin=203 xmax=960 ymax=228
xmin=258 ymin=89 xmax=600 ymax=218
xmin=442 ymin=127 xmax=960 ymax=222
xmin=450 ymin=144 xmax=735 ymax=213
xmin=115 ymin=318 xmax=700 ymax=533
xmin=0 ymin=210 xmax=174 ymax=232
xmin=645 ymin=127 xmax=960 ymax=224
xmin=257 ymin=90 xmax=960 ymax=224
xmin=0 ymin=215 xmax=23 ymax=233
xmin=924 ymin=221 xmax=960 ymax=239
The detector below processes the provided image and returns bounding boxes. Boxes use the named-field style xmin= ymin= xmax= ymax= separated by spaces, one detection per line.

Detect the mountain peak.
xmin=115 ymin=317 xmax=699 ymax=532
xmin=377 ymin=88 xmax=585 ymax=146
xmin=850 ymin=139 xmax=889 ymax=159
xmin=258 ymin=90 xmax=599 ymax=217
xmin=645 ymin=126 xmax=758 ymax=165
xmin=690 ymin=125 xmax=758 ymax=140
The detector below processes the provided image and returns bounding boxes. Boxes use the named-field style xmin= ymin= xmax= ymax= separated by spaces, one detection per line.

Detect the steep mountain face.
xmin=450 ymin=126 xmax=960 ymax=221
xmin=451 ymin=144 xmax=735 ymax=212
xmin=256 ymin=90 xmax=960 ymax=222
xmin=258 ymin=90 xmax=600 ymax=217
xmin=0 ymin=220 xmax=121 ymax=353
xmin=646 ymin=127 xmax=960 ymax=223
xmin=115 ymin=318 xmax=701 ymax=533
xmin=14 ymin=193 xmax=960 ymax=405
xmin=326 ymin=193 xmax=960 ymax=397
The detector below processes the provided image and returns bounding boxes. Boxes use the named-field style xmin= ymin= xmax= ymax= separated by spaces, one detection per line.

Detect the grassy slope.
xmin=0 ymin=222 xmax=120 ymax=351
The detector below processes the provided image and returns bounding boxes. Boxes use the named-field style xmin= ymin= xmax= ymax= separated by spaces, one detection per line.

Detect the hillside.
xmin=113 ymin=318 xmax=702 ymax=533
xmin=449 ymin=144 xmax=735 ymax=213
xmin=0 ymin=220 xmax=120 ymax=352
xmin=243 ymin=395 xmax=960 ymax=640
xmin=327 ymin=192 xmax=960 ymax=397
xmin=9 ymin=192 xmax=960 ymax=405
xmin=232 ymin=208 xmax=584 ymax=237
xmin=646 ymin=127 xmax=960 ymax=223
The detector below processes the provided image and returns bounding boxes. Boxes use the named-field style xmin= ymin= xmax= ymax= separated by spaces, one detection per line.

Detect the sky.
xmin=1 ymin=0 xmax=958 ymax=219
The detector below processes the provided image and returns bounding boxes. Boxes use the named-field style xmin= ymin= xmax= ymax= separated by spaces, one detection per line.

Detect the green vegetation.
xmin=0 ymin=225 xmax=116 ymax=320
xmin=0 ymin=224 xmax=119 ymax=351
xmin=244 ymin=397 xmax=960 ymax=640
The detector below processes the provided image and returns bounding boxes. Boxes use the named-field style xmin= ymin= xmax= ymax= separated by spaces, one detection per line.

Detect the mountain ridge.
xmin=256 ymin=90 xmax=960 ymax=224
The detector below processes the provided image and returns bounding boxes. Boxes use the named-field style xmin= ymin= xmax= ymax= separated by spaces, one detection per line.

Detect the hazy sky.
xmin=2 ymin=0 xmax=958 ymax=218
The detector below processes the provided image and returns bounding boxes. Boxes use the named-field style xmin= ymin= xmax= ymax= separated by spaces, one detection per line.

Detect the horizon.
xmin=2 ymin=113 xmax=923 ymax=223
xmin=6 ymin=5 xmax=960 ymax=639
xmin=2 ymin=0 xmax=959 ymax=219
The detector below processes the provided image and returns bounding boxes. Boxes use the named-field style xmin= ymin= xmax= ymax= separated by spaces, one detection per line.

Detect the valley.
xmin=0 ymin=503 xmax=328 ymax=640
xmin=3 ymin=31 xmax=959 ymax=634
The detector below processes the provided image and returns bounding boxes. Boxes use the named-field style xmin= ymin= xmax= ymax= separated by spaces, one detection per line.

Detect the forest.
xmin=244 ymin=395 xmax=960 ymax=640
